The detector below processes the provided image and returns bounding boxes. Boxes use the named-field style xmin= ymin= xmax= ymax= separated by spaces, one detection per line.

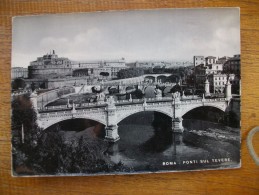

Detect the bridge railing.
xmin=181 ymin=97 xmax=226 ymax=103
xmin=11 ymin=90 xmax=32 ymax=96
xmin=39 ymin=101 xmax=108 ymax=112
xmin=39 ymin=106 xmax=105 ymax=117
xmin=38 ymin=104 xmax=70 ymax=111
xmin=39 ymin=96 xmax=227 ymax=113
xmin=100 ymin=76 xmax=144 ymax=86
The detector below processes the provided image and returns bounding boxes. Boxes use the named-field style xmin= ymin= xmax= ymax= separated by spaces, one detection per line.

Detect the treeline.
xmin=117 ymin=68 xmax=145 ymax=79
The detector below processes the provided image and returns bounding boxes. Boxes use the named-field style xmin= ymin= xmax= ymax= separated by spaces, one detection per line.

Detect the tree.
xmin=31 ymin=82 xmax=36 ymax=91
xmin=12 ymin=78 xmax=26 ymax=90
xmin=132 ymin=89 xmax=144 ymax=99
xmin=153 ymin=66 xmax=165 ymax=74
xmin=11 ymin=94 xmax=43 ymax=174
xmin=165 ymin=75 xmax=179 ymax=83
xmin=118 ymin=68 xmax=144 ymax=79
xmin=144 ymin=67 xmax=153 ymax=74
xmin=186 ymin=74 xmax=195 ymax=86
xmin=12 ymin=95 xmax=131 ymax=175
xmin=170 ymin=84 xmax=182 ymax=94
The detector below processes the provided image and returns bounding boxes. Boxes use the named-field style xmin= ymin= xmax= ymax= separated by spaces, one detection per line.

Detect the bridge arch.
xmin=117 ymin=109 xmax=173 ymax=125
xmin=181 ymin=104 xmax=226 ymax=117
xmin=144 ymin=76 xmax=156 ymax=83
xmin=180 ymin=104 xmax=227 ymax=123
xmin=157 ymin=75 xmax=167 ymax=83
xmin=40 ymin=115 xmax=107 ymax=131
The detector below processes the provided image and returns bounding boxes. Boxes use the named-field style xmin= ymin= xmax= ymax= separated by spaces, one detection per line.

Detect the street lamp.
xmin=172 ymin=93 xmax=177 ymax=156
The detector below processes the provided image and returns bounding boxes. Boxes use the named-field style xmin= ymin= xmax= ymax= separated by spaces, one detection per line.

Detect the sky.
xmin=12 ymin=8 xmax=240 ymax=68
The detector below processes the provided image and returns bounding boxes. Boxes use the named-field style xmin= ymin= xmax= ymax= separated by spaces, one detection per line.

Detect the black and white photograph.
xmin=11 ymin=8 xmax=241 ymax=176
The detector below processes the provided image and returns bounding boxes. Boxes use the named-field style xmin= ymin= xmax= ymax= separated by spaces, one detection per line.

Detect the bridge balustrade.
xmin=39 ymin=96 xmax=227 ymax=113
xmin=38 ymin=95 xmax=227 ymax=113
xmin=11 ymin=90 xmax=32 ymax=96
xmin=39 ymin=107 xmax=106 ymax=117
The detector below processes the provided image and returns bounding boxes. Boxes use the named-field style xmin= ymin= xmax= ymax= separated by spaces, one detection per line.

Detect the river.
xmin=104 ymin=112 xmax=240 ymax=172
xmin=57 ymin=111 xmax=240 ymax=173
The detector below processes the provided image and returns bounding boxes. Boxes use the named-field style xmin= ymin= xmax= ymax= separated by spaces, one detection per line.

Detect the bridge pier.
xmin=105 ymin=125 xmax=120 ymax=142
xmin=172 ymin=117 xmax=184 ymax=133
xmin=154 ymin=76 xmax=157 ymax=83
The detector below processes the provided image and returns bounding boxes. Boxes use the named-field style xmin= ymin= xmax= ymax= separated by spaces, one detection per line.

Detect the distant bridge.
xmin=99 ymin=74 xmax=174 ymax=86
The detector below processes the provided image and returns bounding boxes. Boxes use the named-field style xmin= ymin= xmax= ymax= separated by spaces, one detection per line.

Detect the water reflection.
xmin=141 ymin=129 xmax=172 ymax=153
xmin=106 ymin=112 xmax=240 ymax=170
xmin=52 ymin=111 xmax=240 ymax=172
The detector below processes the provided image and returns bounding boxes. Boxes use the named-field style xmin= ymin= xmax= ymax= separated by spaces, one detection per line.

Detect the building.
xmin=194 ymin=54 xmax=240 ymax=94
xmin=223 ymin=54 xmax=240 ymax=75
xmin=100 ymin=59 xmax=127 ymax=78
xmin=194 ymin=64 xmax=206 ymax=87
xmin=28 ymin=50 xmax=72 ymax=79
xmin=11 ymin=67 xmax=28 ymax=80
xmin=217 ymin=56 xmax=230 ymax=64
xmin=195 ymin=62 xmax=223 ymax=88
xmin=28 ymin=51 xmax=127 ymax=82
xmin=223 ymin=54 xmax=241 ymax=94
xmin=205 ymin=56 xmax=217 ymax=65
xmin=208 ymin=73 xmax=235 ymax=93
xmin=25 ymin=76 xmax=88 ymax=89
xmin=21 ymin=51 xmax=127 ymax=90
xmin=193 ymin=56 xmax=204 ymax=67
xmin=71 ymin=59 xmax=127 ymax=79
xmin=205 ymin=63 xmax=223 ymax=74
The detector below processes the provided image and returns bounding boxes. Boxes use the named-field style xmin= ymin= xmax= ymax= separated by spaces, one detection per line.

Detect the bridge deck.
xmin=38 ymin=96 xmax=227 ymax=113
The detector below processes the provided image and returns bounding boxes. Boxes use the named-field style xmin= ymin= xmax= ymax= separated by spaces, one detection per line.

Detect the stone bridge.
xmin=98 ymin=74 xmax=173 ymax=86
xmin=31 ymin=94 xmax=230 ymax=142
xmin=143 ymin=73 xmax=173 ymax=83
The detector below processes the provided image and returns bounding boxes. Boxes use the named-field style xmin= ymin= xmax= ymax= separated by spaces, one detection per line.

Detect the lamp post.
xmin=41 ymin=95 xmax=43 ymax=110
xmin=21 ymin=124 xmax=24 ymax=144
xmin=172 ymin=93 xmax=177 ymax=155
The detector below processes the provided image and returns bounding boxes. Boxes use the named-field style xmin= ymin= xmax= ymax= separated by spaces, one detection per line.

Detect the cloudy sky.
xmin=12 ymin=8 xmax=240 ymax=68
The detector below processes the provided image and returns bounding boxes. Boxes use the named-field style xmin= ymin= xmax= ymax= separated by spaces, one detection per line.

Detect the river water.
xmin=57 ymin=111 xmax=240 ymax=172
xmin=104 ymin=111 xmax=240 ymax=172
